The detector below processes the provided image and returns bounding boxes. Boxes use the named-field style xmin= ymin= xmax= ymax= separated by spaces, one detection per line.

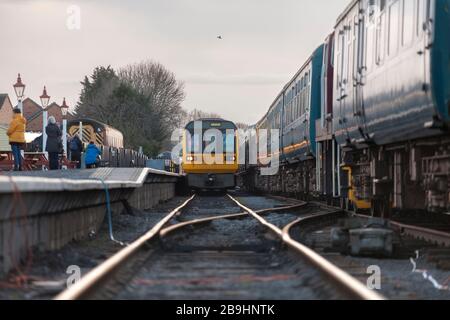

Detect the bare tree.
xmin=182 ymin=108 xmax=223 ymax=125
xmin=235 ymin=122 xmax=250 ymax=130
xmin=76 ymin=62 xmax=186 ymax=156
xmin=119 ymin=61 xmax=186 ymax=138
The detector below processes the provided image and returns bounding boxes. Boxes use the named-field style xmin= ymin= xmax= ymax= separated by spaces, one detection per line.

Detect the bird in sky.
xmin=217 ymin=35 xmax=223 ymax=40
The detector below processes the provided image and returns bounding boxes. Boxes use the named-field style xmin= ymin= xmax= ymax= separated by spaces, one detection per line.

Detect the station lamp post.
xmin=61 ymin=98 xmax=69 ymax=156
xmin=40 ymin=86 xmax=50 ymax=153
xmin=13 ymin=74 xmax=26 ymax=113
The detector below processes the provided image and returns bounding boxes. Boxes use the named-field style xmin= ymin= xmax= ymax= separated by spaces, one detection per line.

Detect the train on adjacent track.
xmin=182 ymin=119 xmax=239 ymax=190
xmin=243 ymin=0 xmax=450 ymax=217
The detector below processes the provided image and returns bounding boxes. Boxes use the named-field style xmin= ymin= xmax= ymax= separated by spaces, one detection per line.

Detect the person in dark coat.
xmin=45 ymin=116 xmax=62 ymax=170
xmin=84 ymin=141 xmax=101 ymax=169
xmin=69 ymin=135 xmax=83 ymax=168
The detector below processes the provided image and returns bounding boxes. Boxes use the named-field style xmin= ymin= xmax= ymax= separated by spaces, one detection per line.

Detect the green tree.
xmin=75 ymin=62 xmax=185 ymax=156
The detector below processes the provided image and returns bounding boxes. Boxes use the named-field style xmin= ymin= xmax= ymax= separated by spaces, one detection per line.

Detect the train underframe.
xmin=340 ymin=134 xmax=450 ymax=217
xmin=242 ymin=134 xmax=450 ymax=216
xmin=244 ymin=158 xmax=318 ymax=201
xmin=187 ymin=173 xmax=236 ymax=190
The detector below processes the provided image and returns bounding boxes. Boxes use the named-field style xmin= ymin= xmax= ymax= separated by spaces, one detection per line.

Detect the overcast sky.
xmin=0 ymin=0 xmax=349 ymax=125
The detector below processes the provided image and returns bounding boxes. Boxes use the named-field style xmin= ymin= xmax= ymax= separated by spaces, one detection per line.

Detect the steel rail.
xmin=159 ymin=202 xmax=308 ymax=238
xmin=350 ymin=213 xmax=450 ymax=247
xmin=55 ymin=195 xmax=196 ymax=300
xmin=273 ymin=195 xmax=450 ymax=248
xmin=227 ymin=194 xmax=385 ymax=300
xmin=389 ymin=221 xmax=450 ymax=247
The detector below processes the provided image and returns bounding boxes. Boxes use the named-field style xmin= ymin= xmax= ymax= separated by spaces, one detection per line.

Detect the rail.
xmin=227 ymin=194 xmax=385 ymax=300
xmin=55 ymin=195 xmax=195 ymax=300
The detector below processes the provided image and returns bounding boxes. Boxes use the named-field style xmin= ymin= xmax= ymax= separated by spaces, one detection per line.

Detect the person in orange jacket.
xmin=7 ymin=108 xmax=27 ymax=171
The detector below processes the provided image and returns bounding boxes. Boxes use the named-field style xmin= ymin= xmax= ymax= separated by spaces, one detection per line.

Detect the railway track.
xmin=268 ymin=194 xmax=450 ymax=248
xmin=55 ymin=193 xmax=384 ymax=300
xmin=274 ymin=198 xmax=450 ymax=299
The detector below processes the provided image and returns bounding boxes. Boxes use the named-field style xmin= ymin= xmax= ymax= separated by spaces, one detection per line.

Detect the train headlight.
xmin=186 ymin=156 xmax=194 ymax=162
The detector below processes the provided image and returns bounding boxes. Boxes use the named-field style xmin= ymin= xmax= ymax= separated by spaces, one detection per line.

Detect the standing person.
xmin=45 ymin=116 xmax=62 ymax=170
xmin=7 ymin=108 xmax=27 ymax=171
xmin=84 ymin=141 xmax=101 ymax=169
xmin=69 ymin=134 xmax=83 ymax=168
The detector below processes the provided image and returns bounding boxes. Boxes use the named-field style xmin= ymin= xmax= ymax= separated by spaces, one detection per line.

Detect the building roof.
xmin=27 ymin=102 xmax=61 ymax=123
xmin=20 ymin=98 xmax=41 ymax=121
xmin=0 ymin=94 xmax=8 ymax=107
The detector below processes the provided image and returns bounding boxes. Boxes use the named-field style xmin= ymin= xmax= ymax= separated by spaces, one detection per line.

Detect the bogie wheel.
xmin=371 ymin=199 xmax=380 ymax=217
xmin=340 ymin=197 xmax=347 ymax=210
xmin=379 ymin=198 xmax=392 ymax=219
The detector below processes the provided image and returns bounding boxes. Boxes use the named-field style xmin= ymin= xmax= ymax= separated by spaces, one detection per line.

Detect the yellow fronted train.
xmin=182 ymin=119 xmax=238 ymax=190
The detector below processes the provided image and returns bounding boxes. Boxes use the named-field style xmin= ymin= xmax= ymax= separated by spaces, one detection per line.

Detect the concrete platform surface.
xmin=0 ymin=168 xmax=179 ymax=193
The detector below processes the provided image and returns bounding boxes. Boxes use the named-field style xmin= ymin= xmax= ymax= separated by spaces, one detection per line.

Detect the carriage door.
xmin=354 ymin=11 xmax=367 ymax=138
xmin=421 ymin=0 xmax=433 ymax=92
xmin=336 ymin=26 xmax=348 ymax=139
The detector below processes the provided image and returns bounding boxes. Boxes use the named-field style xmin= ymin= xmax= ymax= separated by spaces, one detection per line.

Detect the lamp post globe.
xmin=13 ymin=74 xmax=26 ymax=113
xmin=40 ymin=86 xmax=50 ymax=109
xmin=61 ymin=98 xmax=69 ymax=117
xmin=40 ymin=86 xmax=51 ymax=154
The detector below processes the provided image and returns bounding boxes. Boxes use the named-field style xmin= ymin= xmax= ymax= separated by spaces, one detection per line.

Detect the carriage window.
xmin=417 ymin=0 xmax=431 ymax=37
xmin=366 ymin=22 xmax=375 ymax=71
xmin=306 ymin=87 xmax=310 ymax=112
xmin=388 ymin=0 xmax=400 ymax=55
xmin=336 ymin=44 xmax=342 ymax=91
xmin=338 ymin=31 xmax=345 ymax=89
xmin=330 ymin=39 xmax=335 ymax=68
xmin=291 ymin=101 xmax=295 ymax=122
xmin=290 ymin=103 xmax=293 ymax=124
xmin=402 ymin=0 xmax=414 ymax=45
xmin=417 ymin=0 xmax=424 ymax=36
xmin=353 ymin=15 xmax=359 ymax=79
xmin=376 ymin=12 xmax=386 ymax=64
xmin=342 ymin=28 xmax=349 ymax=87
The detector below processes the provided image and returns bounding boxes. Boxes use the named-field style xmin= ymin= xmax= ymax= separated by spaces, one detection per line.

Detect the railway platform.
xmin=0 ymin=168 xmax=179 ymax=275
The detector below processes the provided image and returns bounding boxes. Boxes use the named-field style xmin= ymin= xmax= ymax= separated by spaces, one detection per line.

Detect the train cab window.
xmin=187 ymin=133 xmax=202 ymax=154
xmin=388 ymin=0 xmax=400 ymax=56
xmin=402 ymin=0 xmax=415 ymax=46
xmin=224 ymin=132 xmax=235 ymax=153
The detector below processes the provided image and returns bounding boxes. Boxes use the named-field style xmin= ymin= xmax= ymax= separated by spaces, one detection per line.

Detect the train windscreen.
xmin=185 ymin=121 xmax=236 ymax=154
